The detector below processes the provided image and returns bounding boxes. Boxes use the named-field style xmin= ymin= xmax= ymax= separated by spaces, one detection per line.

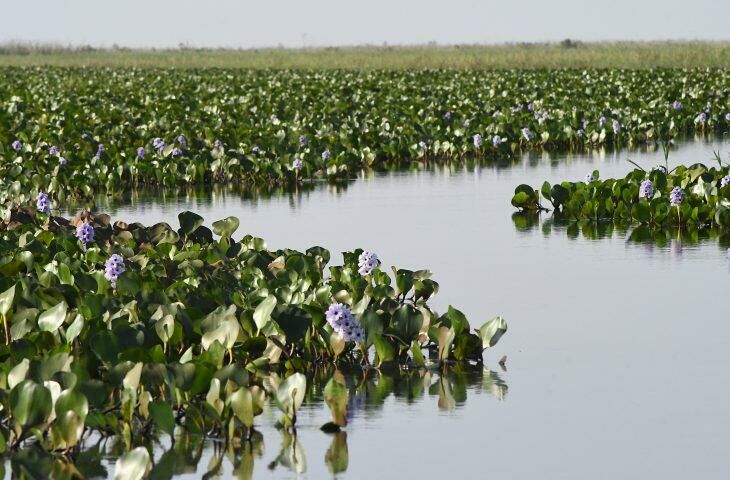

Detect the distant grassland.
xmin=0 ymin=41 xmax=729 ymax=69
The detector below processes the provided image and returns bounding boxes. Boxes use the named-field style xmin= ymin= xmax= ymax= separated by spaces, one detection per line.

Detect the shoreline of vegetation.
xmin=0 ymin=41 xmax=729 ymax=69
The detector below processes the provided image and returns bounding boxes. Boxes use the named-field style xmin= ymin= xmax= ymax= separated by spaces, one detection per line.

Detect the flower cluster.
xmin=36 ymin=192 xmax=50 ymax=214
xmin=75 ymin=222 xmax=95 ymax=249
xmin=585 ymin=174 xmax=596 ymax=183
xmin=137 ymin=147 xmax=146 ymax=159
xmin=322 ymin=150 xmax=331 ymax=160
xmin=298 ymin=135 xmax=307 ymax=146
xmin=612 ymin=120 xmax=621 ymax=134
xmin=171 ymin=148 xmax=182 ymax=157
xmin=153 ymin=138 xmax=167 ymax=153
xmin=325 ymin=303 xmax=365 ymax=343
xmin=177 ymin=135 xmax=188 ymax=149
xmin=672 ymin=100 xmax=683 ymax=110
xmin=473 ymin=134 xmax=483 ymax=148
xmin=521 ymin=128 xmax=533 ymax=141
xmin=720 ymin=175 xmax=730 ymax=188
xmin=214 ymin=139 xmax=223 ymax=149
xmin=93 ymin=144 xmax=106 ymax=160
xmin=492 ymin=135 xmax=503 ymax=147
xmin=49 ymin=145 xmax=59 ymax=156
xmin=104 ymin=254 xmax=125 ymax=288
xmin=669 ymin=187 xmax=685 ymax=206
xmin=11 ymin=140 xmax=22 ymax=152
xmin=640 ymin=179 xmax=654 ymax=199
xmin=252 ymin=145 xmax=260 ymax=154
xmin=292 ymin=159 xmax=303 ymax=170
xmin=357 ymin=250 xmax=381 ymax=276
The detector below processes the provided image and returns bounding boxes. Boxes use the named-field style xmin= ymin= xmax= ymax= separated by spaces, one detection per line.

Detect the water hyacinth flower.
xmin=97 ymin=144 xmax=106 ymax=155
xmin=59 ymin=156 xmax=67 ymax=166
xmin=81 ymin=133 xmax=89 ymax=141
xmin=171 ymin=148 xmax=182 ymax=157
xmin=444 ymin=111 xmax=451 ymax=120
xmin=695 ymin=112 xmax=707 ymax=123
xmin=11 ymin=140 xmax=22 ymax=152
xmin=104 ymin=254 xmax=125 ymax=288
xmin=492 ymin=111 xmax=501 ymax=119
xmin=177 ymin=135 xmax=187 ymax=149
xmin=669 ymin=186 xmax=685 ymax=206
xmin=473 ymin=134 xmax=483 ymax=148
xmin=521 ymin=128 xmax=533 ymax=141
xmin=672 ymin=100 xmax=682 ymax=110
xmin=357 ymin=250 xmax=381 ymax=276
xmin=576 ymin=129 xmax=585 ymax=137
xmin=325 ymin=303 xmax=365 ymax=343
xmin=292 ymin=159 xmax=303 ymax=170
xmin=49 ymin=145 xmax=59 ymax=156
xmin=298 ymin=135 xmax=307 ymax=146
xmin=639 ymin=179 xmax=654 ymax=199
xmin=418 ymin=141 xmax=427 ymax=149
xmin=612 ymin=120 xmax=621 ymax=133
xmin=599 ymin=116 xmax=606 ymax=127
xmin=720 ymin=175 xmax=730 ymax=188
xmin=527 ymin=102 xmax=534 ymax=112
xmin=252 ymin=145 xmax=260 ymax=154
xmin=75 ymin=222 xmax=95 ymax=249
xmin=36 ymin=192 xmax=50 ymax=214
xmin=322 ymin=150 xmax=331 ymax=160
xmin=492 ymin=135 xmax=503 ymax=147
xmin=152 ymin=137 xmax=164 ymax=150
xmin=214 ymin=139 xmax=223 ymax=149
xmin=137 ymin=147 xmax=146 ymax=159
xmin=585 ymin=174 xmax=596 ymax=183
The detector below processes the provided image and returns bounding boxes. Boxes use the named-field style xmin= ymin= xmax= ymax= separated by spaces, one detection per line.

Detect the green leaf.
xmin=253 ymin=295 xmax=277 ymax=331
xmin=230 ymin=387 xmax=254 ymax=427
xmin=212 ymin=216 xmax=240 ymax=237
xmin=178 ymin=211 xmax=204 ymax=236
xmin=437 ymin=326 xmax=455 ymax=361
xmin=0 ymin=284 xmax=16 ymax=316
xmin=273 ymin=305 xmax=312 ymax=343
xmin=391 ymin=304 xmax=423 ymax=343
xmin=38 ymin=301 xmax=68 ymax=332
xmin=478 ymin=316 xmax=508 ymax=349
xmin=275 ymin=373 xmax=306 ymax=421
xmin=114 ymin=447 xmax=151 ymax=480
xmin=9 ymin=380 xmax=52 ymax=427
xmin=149 ymin=399 xmax=175 ymax=435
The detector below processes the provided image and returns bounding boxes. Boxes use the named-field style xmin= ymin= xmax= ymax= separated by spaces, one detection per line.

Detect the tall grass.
xmin=0 ymin=41 xmax=728 ymax=69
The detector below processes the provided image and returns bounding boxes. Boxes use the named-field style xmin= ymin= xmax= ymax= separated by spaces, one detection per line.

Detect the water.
xmin=68 ymin=140 xmax=730 ymax=478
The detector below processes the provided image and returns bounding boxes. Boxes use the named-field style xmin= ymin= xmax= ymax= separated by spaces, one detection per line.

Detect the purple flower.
xmin=156 ymin=142 xmax=167 ymax=153
xmin=492 ymin=111 xmax=501 ymax=119
xmin=585 ymin=174 xmax=596 ymax=183
xmin=49 ymin=145 xmax=59 ymax=156
xmin=576 ymin=129 xmax=585 ymax=137
xmin=214 ymin=139 xmax=223 ymax=149
xmin=104 ymin=254 xmax=125 ymax=288
xmin=292 ymin=159 xmax=303 ymax=170
xmin=59 ymin=156 xmax=67 ymax=166
xmin=298 ymin=135 xmax=307 ymax=146
xmin=444 ymin=111 xmax=451 ymax=120
xmin=695 ymin=112 xmax=707 ymax=123
xmin=672 ymin=100 xmax=682 ymax=110
xmin=11 ymin=140 xmax=22 ymax=152
xmin=640 ymin=179 xmax=654 ymax=199
xmin=612 ymin=120 xmax=621 ymax=133
xmin=152 ymin=138 xmax=164 ymax=149
xmin=322 ymin=149 xmax=331 ymax=160
xmin=521 ymin=128 xmax=533 ymax=141
xmin=36 ymin=192 xmax=50 ymax=214
xmin=527 ymin=103 xmax=534 ymax=112
xmin=473 ymin=134 xmax=483 ymax=148
xmin=171 ymin=148 xmax=182 ymax=157
xmin=720 ymin=175 xmax=730 ymax=188
xmin=512 ymin=106 xmax=522 ymax=113
xmin=75 ymin=222 xmax=95 ymax=249
xmin=97 ymin=144 xmax=106 ymax=155
xmin=357 ymin=251 xmax=381 ymax=276
xmin=81 ymin=133 xmax=89 ymax=141
xmin=137 ymin=147 xmax=146 ymax=159
xmin=270 ymin=114 xmax=278 ymax=122
xmin=177 ymin=135 xmax=187 ymax=149
xmin=599 ymin=116 xmax=606 ymax=127
xmin=325 ymin=303 xmax=365 ymax=343
xmin=492 ymin=135 xmax=503 ymax=147
xmin=669 ymin=186 xmax=684 ymax=206
xmin=252 ymin=146 xmax=260 ymax=154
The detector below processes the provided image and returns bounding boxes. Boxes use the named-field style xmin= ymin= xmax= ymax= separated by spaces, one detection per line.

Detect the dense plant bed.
xmin=1 ymin=68 xmax=729 ymax=198
xmin=0 ymin=207 xmax=506 ymax=457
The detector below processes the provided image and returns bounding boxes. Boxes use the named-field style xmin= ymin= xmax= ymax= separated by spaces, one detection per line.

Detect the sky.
xmin=2 ymin=0 xmax=728 ymax=48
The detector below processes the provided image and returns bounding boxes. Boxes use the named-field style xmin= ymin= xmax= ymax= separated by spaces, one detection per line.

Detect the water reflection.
xmin=0 ymin=366 xmax=505 ymax=478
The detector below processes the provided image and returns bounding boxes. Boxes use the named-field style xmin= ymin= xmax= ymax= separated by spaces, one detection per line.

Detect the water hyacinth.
xmin=473 ymin=134 xmax=483 ymax=148
xmin=669 ymin=186 xmax=685 ymax=206
xmin=585 ymin=174 xmax=596 ymax=183
xmin=444 ymin=111 xmax=451 ymax=120
xmin=492 ymin=111 xmax=501 ymax=119
xmin=97 ymin=144 xmax=106 ymax=155
xmin=59 ymin=156 xmax=67 ymax=166
xmin=36 ymin=192 xmax=50 ymax=214
xmin=292 ymin=159 xmax=303 ymax=170
xmin=81 ymin=133 xmax=89 ymax=140
xmin=153 ymin=137 xmax=164 ymax=150
xmin=599 ymin=116 xmax=606 ymax=126
xmin=49 ymin=145 xmax=59 ymax=156
xmin=322 ymin=150 xmax=331 ymax=160
xmin=612 ymin=120 xmax=621 ymax=133
xmin=640 ymin=179 xmax=654 ymax=199
xmin=11 ymin=140 xmax=22 ymax=152
xmin=214 ymin=139 xmax=222 ymax=149
xmin=527 ymin=102 xmax=534 ymax=112
xmin=298 ymin=135 xmax=307 ymax=146
xmin=492 ymin=135 xmax=503 ymax=147
xmin=720 ymin=175 xmax=730 ymax=188
xmin=137 ymin=147 xmax=146 ymax=159
xmin=695 ymin=112 xmax=707 ymax=123
xmin=104 ymin=254 xmax=125 ymax=288
xmin=252 ymin=145 xmax=260 ymax=154
xmin=177 ymin=135 xmax=187 ymax=149
xmin=357 ymin=250 xmax=381 ymax=276
xmin=325 ymin=303 xmax=365 ymax=343
xmin=75 ymin=222 xmax=95 ymax=249
xmin=418 ymin=141 xmax=427 ymax=149
xmin=673 ymin=100 xmax=683 ymax=110
xmin=576 ymin=129 xmax=585 ymax=137
xmin=521 ymin=128 xmax=533 ymax=141
xmin=171 ymin=148 xmax=182 ymax=157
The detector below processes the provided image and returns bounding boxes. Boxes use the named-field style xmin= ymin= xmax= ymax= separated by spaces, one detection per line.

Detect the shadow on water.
xmin=2 ymin=365 xmax=506 ymax=478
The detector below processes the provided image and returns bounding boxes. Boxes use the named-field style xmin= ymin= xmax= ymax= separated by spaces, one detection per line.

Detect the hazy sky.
xmin=3 ymin=0 xmax=728 ymax=48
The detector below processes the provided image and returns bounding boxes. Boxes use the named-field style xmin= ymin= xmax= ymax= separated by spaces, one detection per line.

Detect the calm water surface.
xmin=68 ymin=141 xmax=730 ymax=478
